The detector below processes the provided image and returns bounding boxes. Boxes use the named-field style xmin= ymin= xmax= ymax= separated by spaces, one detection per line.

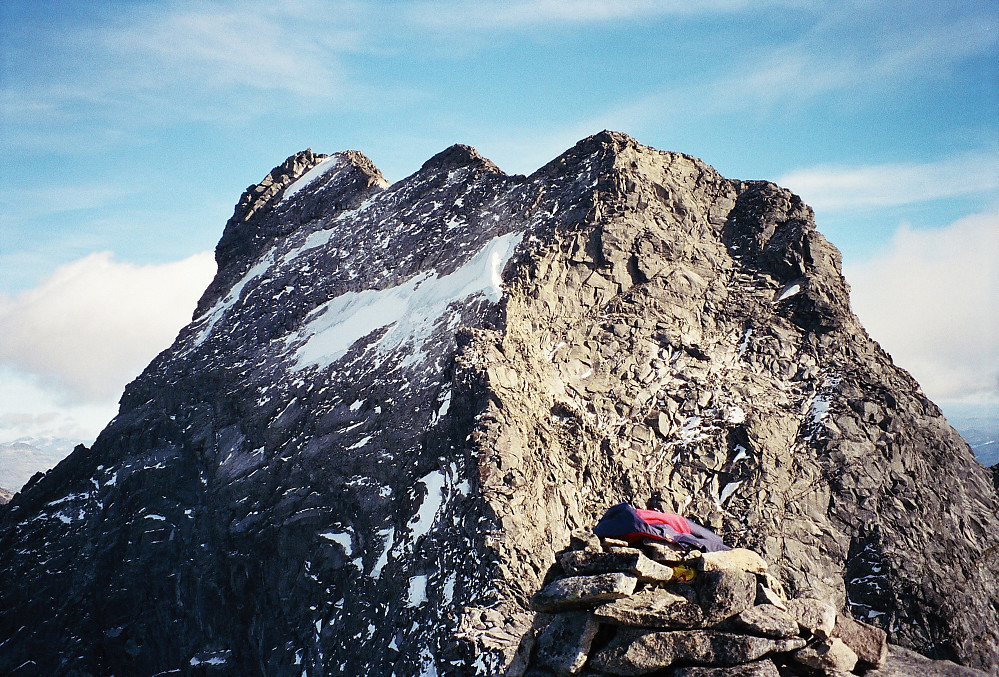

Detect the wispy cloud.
xmin=563 ymin=3 xmax=998 ymax=134
xmin=0 ymin=251 xmax=216 ymax=401
xmin=401 ymin=0 xmax=802 ymax=29
xmin=844 ymin=208 xmax=999 ymax=402
xmin=778 ymin=154 xmax=999 ymax=211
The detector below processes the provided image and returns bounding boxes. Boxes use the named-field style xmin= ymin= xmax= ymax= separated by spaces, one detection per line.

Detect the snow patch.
xmin=410 ymin=470 xmax=446 ymax=540
xmin=407 ymin=574 xmax=428 ymax=607
xmin=371 ymin=527 xmax=395 ymax=579
xmin=287 ymin=231 xmax=523 ymax=370
xmin=775 ymin=283 xmax=801 ymax=302
xmin=319 ymin=530 xmax=353 ymax=557
xmin=281 ymin=156 xmax=342 ymax=203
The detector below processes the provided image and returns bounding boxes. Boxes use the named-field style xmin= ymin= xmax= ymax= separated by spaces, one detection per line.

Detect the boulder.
xmin=698 ymin=570 xmax=757 ymax=624
xmin=786 ymin=597 xmax=836 ymax=639
xmin=792 ymin=637 xmax=858 ymax=674
xmin=594 ymin=586 xmax=704 ymax=628
xmin=533 ymin=611 xmax=600 ymax=676
xmin=589 ymin=629 xmax=805 ymax=675
xmin=832 ymin=612 xmax=888 ymax=669
xmin=531 ymin=573 xmax=638 ymax=612
xmin=722 ymin=604 xmax=800 ymax=639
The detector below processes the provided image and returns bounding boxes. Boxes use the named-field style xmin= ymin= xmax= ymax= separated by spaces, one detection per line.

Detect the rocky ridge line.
xmin=0 ymin=132 xmax=996 ymax=677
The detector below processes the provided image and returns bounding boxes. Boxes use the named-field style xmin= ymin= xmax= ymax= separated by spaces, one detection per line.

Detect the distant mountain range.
xmin=0 ymin=437 xmax=82 ymax=494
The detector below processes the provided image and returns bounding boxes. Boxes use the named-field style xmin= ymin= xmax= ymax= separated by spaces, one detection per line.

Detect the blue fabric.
xmin=592 ymin=503 xmax=730 ymax=552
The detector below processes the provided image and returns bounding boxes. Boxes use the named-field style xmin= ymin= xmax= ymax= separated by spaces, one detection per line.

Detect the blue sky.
xmin=1 ymin=0 xmax=997 ymax=464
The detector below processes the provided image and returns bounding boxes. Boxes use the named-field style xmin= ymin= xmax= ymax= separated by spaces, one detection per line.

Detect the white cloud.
xmin=0 ymin=251 xmax=216 ymax=403
xmin=779 ymin=154 xmax=999 ymax=211
xmin=844 ymin=209 xmax=999 ymax=402
xmin=0 ymin=367 xmax=118 ymax=446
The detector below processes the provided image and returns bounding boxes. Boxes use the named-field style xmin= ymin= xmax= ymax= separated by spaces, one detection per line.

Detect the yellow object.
xmin=671 ymin=564 xmax=697 ymax=583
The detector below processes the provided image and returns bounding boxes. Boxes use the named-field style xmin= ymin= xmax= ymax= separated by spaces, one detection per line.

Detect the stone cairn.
xmin=507 ymin=530 xmax=891 ymax=677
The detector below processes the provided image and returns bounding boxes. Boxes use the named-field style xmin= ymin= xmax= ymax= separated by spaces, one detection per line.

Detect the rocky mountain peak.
xmin=1 ymin=133 xmax=996 ymax=677
xmin=420 ymin=143 xmax=504 ymax=176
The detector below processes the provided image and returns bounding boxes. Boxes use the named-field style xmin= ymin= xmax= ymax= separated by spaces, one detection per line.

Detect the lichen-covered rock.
xmin=558 ymin=549 xmax=674 ymax=583
xmin=792 ymin=637 xmax=858 ymax=674
xmin=722 ymin=604 xmax=799 ymax=639
xmin=532 ymin=611 xmax=599 ymax=676
xmin=672 ymin=659 xmax=781 ymax=677
xmin=593 ymin=586 xmax=704 ymax=628
xmin=531 ymin=573 xmax=638 ymax=612
xmin=786 ymin=598 xmax=837 ymax=639
xmin=589 ymin=628 xmax=805 ymax=675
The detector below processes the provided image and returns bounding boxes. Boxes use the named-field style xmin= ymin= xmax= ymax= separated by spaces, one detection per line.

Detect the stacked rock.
xmin=507 ymin=531 xmax=897 ymax=677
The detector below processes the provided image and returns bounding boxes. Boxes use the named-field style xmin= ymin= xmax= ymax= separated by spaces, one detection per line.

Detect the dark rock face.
xmin=0 ymin=132 xmax=996 ymax=676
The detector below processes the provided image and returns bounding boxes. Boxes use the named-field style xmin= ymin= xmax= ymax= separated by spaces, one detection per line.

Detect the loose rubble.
xmin=509 ymin=530 xmax=990 ymax=677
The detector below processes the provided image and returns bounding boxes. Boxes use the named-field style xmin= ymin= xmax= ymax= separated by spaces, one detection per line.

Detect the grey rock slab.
xmin=531 ymin=573 xmax=638 ymax=612
xmin=831 ymin=612 xmax=888 ymax=669
xmin=792 ymin=637 xmax=858 ymax=674
xmin=671 ymin=659 xmax=781 ymax=677
xmin=533 ymin=611 xmax=600 ymax=676
xmin=754 ymin=574 xmax=788 ymax=609
xmin=558 ymin=549 xmax=675 ymax=583
xmin=697 ymin=570 xmax=757 ymax=624
xmin=786 ymin=598 xmax=836 ymax=639
xmin=722 ymin=604 xmax=800 ymax=639
xmin=594 ymin=586 xmax=704 ymax=628
xmin=863 ymin=645 xmax=991 ymax=677
xmin=640 ymin=539 xmax=688 ymax=564
xmin=589 ymin=629 xmax=805 ymax=676
xmin=692 ymin=549 xmax=769 ymax=574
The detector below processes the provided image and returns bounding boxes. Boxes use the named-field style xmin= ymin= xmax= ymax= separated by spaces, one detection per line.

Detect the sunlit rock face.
xmin=1 ymin=132 xmax=996 ymax=676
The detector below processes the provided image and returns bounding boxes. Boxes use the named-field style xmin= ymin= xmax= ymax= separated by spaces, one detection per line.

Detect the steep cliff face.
xmin=1 ymin=132 xmax=996 ymax=677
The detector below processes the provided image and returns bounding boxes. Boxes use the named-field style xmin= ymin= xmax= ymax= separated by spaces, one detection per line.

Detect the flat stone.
xmin=568 ymin=529 xmax=602 ymax=553
xmin=697 ymin=569 xmax=757 ymax=624
xmin=792 ymin=637 xmax=858 ymax=674
xmin=589 ymin=629 xmax=805 ymax=676
xmin=533 ymin=611 xmax=600 ymax=676
xmin=672 ymin=659 xmax=781 ymax=677
xmin=786 ymin=598 xmax=837 ymax=639
xmin=531 ymin=573 xmax=638 ymax=612
xmin=692 ymin=548 xmax=769 ymax=574
xmin=832 ymin=612 xmax=888 ymax=669
xmin=754 ymin=573 xmax=788 ymax=609
xmin=723 ymin=604 xmax=800 ymax=638
xmin=602 ymin=537 xmax=631 ymax=548
xmin=558 ymin=549 xmax=674 ymax=583
xmin=640 ymin=539 xmax=688 ymax=564
xmin=594 ymin=586 xmax=703 ymax=628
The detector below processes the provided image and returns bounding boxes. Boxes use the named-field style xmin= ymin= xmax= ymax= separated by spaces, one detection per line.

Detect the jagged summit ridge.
xmin=1 ymin=132 xmax=997 ymax=677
